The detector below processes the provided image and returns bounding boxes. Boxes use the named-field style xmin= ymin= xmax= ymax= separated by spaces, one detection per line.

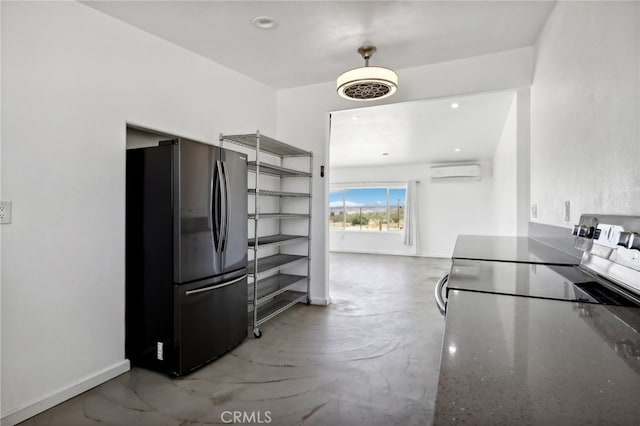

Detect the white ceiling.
xmin=330 ymin=90 xmax=516 ymax=168
xmin=83 ymin=1 xmax=555 ymax=89
xmin=83 ymin=2 xmax=547 ymax=169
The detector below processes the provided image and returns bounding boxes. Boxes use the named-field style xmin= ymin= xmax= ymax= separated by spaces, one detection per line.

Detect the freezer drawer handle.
xmin=185 ymin=274 xmax=248 ymax=296
xmin=435 ymin=273 xmax=449 ymax=316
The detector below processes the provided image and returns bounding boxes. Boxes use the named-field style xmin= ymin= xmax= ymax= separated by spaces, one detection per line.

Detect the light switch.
xmin=531 ymin=203 xmax=538 ymax=219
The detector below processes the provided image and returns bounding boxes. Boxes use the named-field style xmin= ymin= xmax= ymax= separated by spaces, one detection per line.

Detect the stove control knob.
xmin=572 ymin=225 xmax=595 ymax=238
xmin=618 ymin=232 xmax=632 ymax=248
xmin=617 ymin=232 xmax=640 ymax=250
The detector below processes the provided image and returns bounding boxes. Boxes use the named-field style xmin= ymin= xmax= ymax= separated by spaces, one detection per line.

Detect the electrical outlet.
xmin=0 ymin=201 xmax=12 ymax=224
xmin=157 ymin=341 xmax=164 ymax=361
xmin=531 ymin=203 xmax=538 ymax=219
xmin=564 ymin=201 xmax=571 ymax=222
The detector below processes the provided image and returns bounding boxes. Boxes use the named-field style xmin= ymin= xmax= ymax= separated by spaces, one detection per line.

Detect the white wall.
xmin=277 ymin=47 xmax=534 ymax=301
xmin=330 ymin=162 xmax=496 ymax=258
xmin=515 ymin=89 xmax=531 ymax=236
xmin=1 ymin=2 xmax=276 ymax=423
xmin=531 ymin=1 xmax=640 ymax=227
xmin=492 ymin=94 xmax=518 ymax=235
xmin=0 ymin=1 xmax=4 ymax=413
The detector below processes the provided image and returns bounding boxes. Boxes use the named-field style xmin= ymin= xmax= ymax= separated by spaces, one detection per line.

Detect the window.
xmin=329 ymin=186 xmax=406 ymax=231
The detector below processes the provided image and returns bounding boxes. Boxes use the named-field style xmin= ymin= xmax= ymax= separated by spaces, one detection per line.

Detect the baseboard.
xmin=329 ymin=249 xmax=450 ymax=259
xmin=1 ymin=360 xmax=130 ymax=426
xmin=420 ymin=252 xmax=451 ymax=259
xmin=329 ymin=248 xmax=414 ymax=256
xmin=310 ymin=296 xmax=331 ymax=306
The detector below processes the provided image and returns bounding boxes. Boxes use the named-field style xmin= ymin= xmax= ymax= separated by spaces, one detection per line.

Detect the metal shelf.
xmin=247 ymin=291 xmax=307 ymax=326
xmin=248 ymin=254 xmax=307 ymax=277
xmin=222 ymin=131 xmax=312 ymax=338
xmin=249 ymin=189 xmax=310 ymax=198
xmin=248 ymin=162 xmax=312 ymax=177
xmin=248 ymin=274 xmax=307 ymax=306
xmin=221 ymin=133 xmax=311 ymax=157
xmin=248 ymin=213 xmax=310 ymax=220
xmin=249 ymin=234 xmax=309 ymax=249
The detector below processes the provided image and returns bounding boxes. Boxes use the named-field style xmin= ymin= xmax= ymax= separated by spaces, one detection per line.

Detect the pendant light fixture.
xmin=337 ymin=46 xmax=398 ymax=101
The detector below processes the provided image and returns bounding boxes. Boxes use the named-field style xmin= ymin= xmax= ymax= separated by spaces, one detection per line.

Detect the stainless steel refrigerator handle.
xmin=220 ymin=161 xmax=230 ymax=252
xmin=211 ymin=161 xmax=218 ymax=251
xmin=435 ymin=273 xmax=449 ymax=316
xmin=214 ymin=160 xmax=224 ymax=252
xmin=217 ymin=160 xmax=227 ymax=252
xmin=209 ymin=151 xmax=216 ymax=253
xmin=184 ymin=274 xmax=248 ymax=296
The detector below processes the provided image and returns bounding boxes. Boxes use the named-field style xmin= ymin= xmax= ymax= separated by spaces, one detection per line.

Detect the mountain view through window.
xmin=329 ymin=187 xmax=406 ymax=231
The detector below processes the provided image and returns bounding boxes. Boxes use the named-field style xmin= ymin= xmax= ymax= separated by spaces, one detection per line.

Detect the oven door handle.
xmin=435 ymin=273 xmax=449 ymax=316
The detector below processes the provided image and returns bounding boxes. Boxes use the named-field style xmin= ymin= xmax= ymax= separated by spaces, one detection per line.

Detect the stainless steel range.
xmin=432 ymin=214 xmax=640 ymax=425
xmin=573 ymin=214 xmax=640 ymax=297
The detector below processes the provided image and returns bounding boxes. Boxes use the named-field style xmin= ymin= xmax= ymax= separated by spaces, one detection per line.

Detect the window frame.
xmin=329 ymin=184 xmax=407 ymax=233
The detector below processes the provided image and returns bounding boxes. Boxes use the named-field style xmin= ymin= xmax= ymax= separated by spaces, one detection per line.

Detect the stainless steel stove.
xmin=573 ymin=214 xmax=640 ymax=298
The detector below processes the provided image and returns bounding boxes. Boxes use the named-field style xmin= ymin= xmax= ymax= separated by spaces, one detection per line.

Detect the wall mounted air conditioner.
xmin=430 ymin=164 xmax=481 ymax=182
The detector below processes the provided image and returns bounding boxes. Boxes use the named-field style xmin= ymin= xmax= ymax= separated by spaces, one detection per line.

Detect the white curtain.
xmin=403 ymin=180 xmax=421 ymax=255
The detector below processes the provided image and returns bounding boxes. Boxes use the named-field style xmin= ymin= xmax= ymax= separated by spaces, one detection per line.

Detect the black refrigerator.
xmin=126 ymin=138 xmax=248 ymax=376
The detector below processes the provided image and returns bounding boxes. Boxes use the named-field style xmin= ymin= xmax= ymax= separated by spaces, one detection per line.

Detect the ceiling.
xmin=84 ymin=1 xmax=555 ymax=89
xmin=329 ymin=90 xmax=516 ymax=168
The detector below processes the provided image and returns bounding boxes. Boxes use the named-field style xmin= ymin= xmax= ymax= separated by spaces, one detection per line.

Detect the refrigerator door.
xmin=219 ymin=148 xmax=248 ymax=274
xmin=176 ymin=272 xmax=248 ymax=375
xmin=177 ymin=139 xmax=222 ymax=283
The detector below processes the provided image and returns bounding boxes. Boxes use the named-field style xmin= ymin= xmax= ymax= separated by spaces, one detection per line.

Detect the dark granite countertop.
xmin=453 ymin=235 xmax=581 ymax=265
xmin=433 ymin=290 xmax=640 ymax=425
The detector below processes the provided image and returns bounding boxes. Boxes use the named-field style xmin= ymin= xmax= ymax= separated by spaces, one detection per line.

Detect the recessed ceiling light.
xmin=352 ymin=116 xmax=359 ymax=120
xmin=454 ymin=148 xmax=461 ymax=152
xmin=450 ymin=103 xmax=460 ymax=109
xmin=382 ymin=152 xmax=389 ymax=156
xmin=251 ymin=16 xmax=278 ymax=30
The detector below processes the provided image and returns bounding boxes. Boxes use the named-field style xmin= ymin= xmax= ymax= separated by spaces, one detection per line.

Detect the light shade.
xmin=337 ymin=66 xmax=398 ymax=101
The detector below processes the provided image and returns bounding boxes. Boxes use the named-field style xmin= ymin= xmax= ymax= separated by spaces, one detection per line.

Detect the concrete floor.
xmin=22 ymin=253 xmax=451 ymax=425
